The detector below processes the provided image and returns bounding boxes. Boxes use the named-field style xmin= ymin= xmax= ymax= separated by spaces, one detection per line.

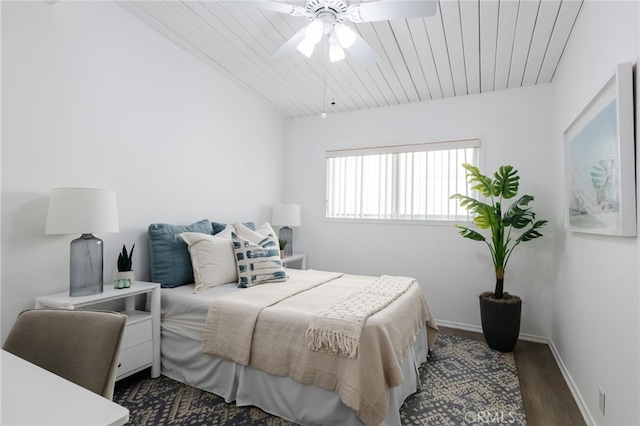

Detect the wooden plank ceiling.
xmin=118 ymin=0 xmax=583 ymax=118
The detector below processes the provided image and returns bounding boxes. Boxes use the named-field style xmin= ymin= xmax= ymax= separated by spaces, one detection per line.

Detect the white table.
xmin=282 ymin=253 xmax=307 ymax=269
xmin=1 ymin=350 xmax=130 ymax=425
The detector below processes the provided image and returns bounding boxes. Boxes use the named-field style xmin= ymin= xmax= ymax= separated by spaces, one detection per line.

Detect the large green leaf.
xmin=455 ymin=225 xmax=486 ymax=242
xmin=450 ymin=194 xmax=490 ymax=213
xmin=473 ymin=203 xmax=500 ymax=229
xmin=502 ymin=195 xmax=535 ymax=229
xmin=493 ymin=165 xmax=519 ymax=199
xmin=515 ymin=220 xmax=548 ymax=243
xmin=462 ymin=163 xmax=494 ymax=197
xmin=451 ymin=193 xmax=499 ymax=230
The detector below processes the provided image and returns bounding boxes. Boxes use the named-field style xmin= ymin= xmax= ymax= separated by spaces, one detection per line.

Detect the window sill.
xmin=322 ymin=217 xmax=473 ymax=227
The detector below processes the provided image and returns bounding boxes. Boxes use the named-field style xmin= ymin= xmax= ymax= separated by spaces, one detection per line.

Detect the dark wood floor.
xmin=440 ymin=326 xmax=585 ymax=426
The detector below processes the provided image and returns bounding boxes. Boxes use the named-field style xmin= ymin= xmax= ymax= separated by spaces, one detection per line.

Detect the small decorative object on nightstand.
xmin=278 ymin=238 xmax=289 ymax=259
xmin=115 ymin=244 xmax=135 ymax=289
xmin=34 ymin=282 xmax=161 ymax=381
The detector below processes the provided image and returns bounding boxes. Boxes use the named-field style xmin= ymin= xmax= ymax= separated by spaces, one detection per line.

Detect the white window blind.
xmin=326 ymin=139 xmax=480 ymax=221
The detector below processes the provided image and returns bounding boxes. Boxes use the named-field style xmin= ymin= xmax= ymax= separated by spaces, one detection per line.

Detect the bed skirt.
xmin=161 ymin=324 xmax=429 ymax=426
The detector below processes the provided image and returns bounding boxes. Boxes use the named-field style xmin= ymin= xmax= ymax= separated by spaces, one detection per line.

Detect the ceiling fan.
xmin=253 ymin=0 xmax=438 ymax=66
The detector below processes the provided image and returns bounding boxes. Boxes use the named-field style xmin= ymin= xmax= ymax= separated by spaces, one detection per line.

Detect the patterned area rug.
xmin=114 ymin=334 xmax=526 ymax=425
xmin=401 ymin=334 xmax=526 ymax=425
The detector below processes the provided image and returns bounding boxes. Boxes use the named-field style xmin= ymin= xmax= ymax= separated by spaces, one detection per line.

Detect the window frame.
xmin=324 ymin=138 xmax=483 ymax=225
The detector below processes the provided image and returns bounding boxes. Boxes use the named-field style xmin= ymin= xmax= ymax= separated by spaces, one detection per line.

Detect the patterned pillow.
xmin=231 ymin=231 xmax=287 ymax=288
xmin=234 ymin=221 xmax=277 ymax=244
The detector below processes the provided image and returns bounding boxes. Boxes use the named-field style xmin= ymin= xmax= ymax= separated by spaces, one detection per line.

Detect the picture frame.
xmin=564 ymin=62 xmax=636 ymax=236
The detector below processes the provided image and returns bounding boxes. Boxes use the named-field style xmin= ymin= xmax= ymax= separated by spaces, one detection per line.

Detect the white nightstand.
xmin=35 ymin=281 xmax=160 ymax=381
xmin=282 ymin=253 xmax=306 ymax=270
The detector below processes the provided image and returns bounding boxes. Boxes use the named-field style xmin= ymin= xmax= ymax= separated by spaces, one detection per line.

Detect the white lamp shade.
xmin=305 ymin=19 xmax=323 ymax=43
xmin=329 ymin=41 xmax=346 ymax=62
xmin=296 ymin=37 xmax=316 ymax=58
xmin=271 ymin=204 xmax=301 ymax=227
xmin=335 ymin=24 xmax=356 ymax=48
xmin=45 ymin=188 xmax=119 ymax=235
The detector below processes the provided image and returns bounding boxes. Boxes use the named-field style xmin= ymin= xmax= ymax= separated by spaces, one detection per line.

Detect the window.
xmin=325 ymin=139 xmax=480 ymax=222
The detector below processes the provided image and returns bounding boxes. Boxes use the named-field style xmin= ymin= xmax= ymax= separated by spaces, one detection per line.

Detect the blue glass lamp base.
xmin=69 ymin=233 xmax=104 ymax=297
xmin=279 ymin=226 xmax=293 ymax=257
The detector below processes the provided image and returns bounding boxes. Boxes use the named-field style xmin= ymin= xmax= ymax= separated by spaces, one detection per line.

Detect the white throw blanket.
xmin=202 ymin=270 xmax=342 ymax=366
xmin=201 ymin=269 xmax=439 ymax=426
xmin=306 ymin=275 xmax=415 ymax=358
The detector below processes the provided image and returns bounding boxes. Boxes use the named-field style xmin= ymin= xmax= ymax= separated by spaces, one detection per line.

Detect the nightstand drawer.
xmin=121 ymin=311 xmax=152 ymax=350
xmin=118 ymin=340 xmax=153 ymax=377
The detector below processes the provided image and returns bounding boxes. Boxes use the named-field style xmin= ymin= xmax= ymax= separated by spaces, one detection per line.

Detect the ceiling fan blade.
xmin=244 ymin=1 xmax=307 ymax=17
xmin=347 ymin=1 xmax=438 ymax=23
xmin=272 ymin=28 xmax=307 ymax=59
xmin=347 ymin=32 xmax=380 ymax=67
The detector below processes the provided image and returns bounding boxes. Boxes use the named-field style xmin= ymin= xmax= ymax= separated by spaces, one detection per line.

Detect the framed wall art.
xmin=564 ymin=62 xmax=636 ymax=236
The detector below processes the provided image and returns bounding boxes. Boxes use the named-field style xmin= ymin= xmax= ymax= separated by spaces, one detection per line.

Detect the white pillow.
xmin=215 ymin=224 xmax=235 ymax=240
xmin=233 ymin=221 xmax=277 ymax=244
xmin=178 ymin=232 xmax=237 ymax=293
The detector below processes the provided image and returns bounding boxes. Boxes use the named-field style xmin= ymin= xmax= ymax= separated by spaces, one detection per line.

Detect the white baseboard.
xmin=435 ymin=319 xmax=549 ymax=344
xmin=548 ymin=340 xmax=594 ymax=426
xmin=435 ymin=319 xmax=482 ymax=333
xmin=436 ymin=319 xmax=591 ymax=425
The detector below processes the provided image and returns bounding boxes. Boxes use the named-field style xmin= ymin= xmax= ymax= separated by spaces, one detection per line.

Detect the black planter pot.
xmin=479 ymin=294 xmax=522 ymax=352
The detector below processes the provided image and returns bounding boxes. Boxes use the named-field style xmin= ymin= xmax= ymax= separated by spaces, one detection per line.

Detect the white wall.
xmin=4 ymin=0 xmax=637 ymax=422
xmin=284 ymin=84 xmax=556 ymax=338
xmin=1 ymin=1 xmax=285 ymax=340
xmin=550 ymin=1 xmax=639 ymax=425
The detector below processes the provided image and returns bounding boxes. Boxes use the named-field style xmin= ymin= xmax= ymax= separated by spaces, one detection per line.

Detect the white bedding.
xmin=160 ymin=270 xmax=435 ymax=425
xmin=161 ymin=281 xmax=238 ymax=341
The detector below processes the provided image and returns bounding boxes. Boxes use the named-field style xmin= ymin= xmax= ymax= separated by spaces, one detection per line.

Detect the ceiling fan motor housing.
xmin=305 ymin=0 xmax=348 ymax=31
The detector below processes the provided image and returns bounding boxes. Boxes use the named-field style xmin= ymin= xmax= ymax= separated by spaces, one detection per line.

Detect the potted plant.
xmin=278 ymin=238 xmax=289 ymax=259
xmin=451 ymin=164 xmax=547 ymax=352
xmin=115 ymin=244 xmax=135 ymax=289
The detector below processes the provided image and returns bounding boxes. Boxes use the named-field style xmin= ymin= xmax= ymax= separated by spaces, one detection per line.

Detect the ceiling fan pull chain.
xmin=331 ymin=61 xmax=337 ymax=107
xmin=322 ymin=38 xmax=328 ymax=119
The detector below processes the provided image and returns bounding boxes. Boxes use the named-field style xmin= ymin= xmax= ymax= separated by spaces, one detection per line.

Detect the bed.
xmin=150 ymin=219 xmax=439 ymax=425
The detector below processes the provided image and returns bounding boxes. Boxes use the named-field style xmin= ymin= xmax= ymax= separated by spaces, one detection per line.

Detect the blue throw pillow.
xmin=148 ymin=219 xmax=212 ymax=288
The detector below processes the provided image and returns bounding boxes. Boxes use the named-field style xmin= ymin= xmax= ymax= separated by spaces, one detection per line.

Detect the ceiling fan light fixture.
xmin=260 ymin=0 xmax=439 ymax=67
xmin=305 ymin=19 xmax=324 ymax=43
xmin=329 ymin=41 xmax=345 ymax=62
xmin=334 ymin=23 xmax=356 ymax=48
xmin=297 ymin=37 xmax=316 ymax=57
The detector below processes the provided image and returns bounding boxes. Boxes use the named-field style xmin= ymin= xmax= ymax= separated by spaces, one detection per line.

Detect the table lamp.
xmin=45 ymin=188 xmax=119 ymax=296
xmin=271 ymin=204 xmax=301 ymax=257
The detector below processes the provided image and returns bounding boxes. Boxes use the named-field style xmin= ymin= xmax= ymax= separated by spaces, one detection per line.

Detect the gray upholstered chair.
xmin=3 ymin=309 xmax=127 ymax=400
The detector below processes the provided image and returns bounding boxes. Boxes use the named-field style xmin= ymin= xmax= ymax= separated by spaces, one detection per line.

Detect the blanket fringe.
xmin=306 ymin=275 xmax=416 ymax=359
xmin=306 ymin=328 xmax=359 ymax=358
